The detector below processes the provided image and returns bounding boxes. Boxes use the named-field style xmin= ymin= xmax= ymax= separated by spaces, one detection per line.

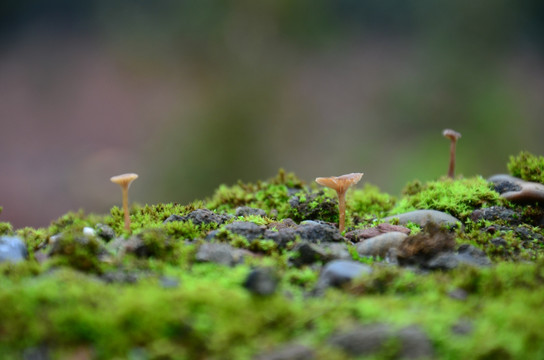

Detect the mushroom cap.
xmin=442 ymin=129 xmax=461 ymax=141
xmin=315 ymin=172 xmax=364 ymax=193
xmin=110 ymin=173 xmax=139 ymax=187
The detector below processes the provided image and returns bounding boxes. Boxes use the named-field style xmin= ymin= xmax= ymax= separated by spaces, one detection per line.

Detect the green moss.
xmin=348 ymin=183 xmax=397 ymax=218
xmin=48 ymin=230 xmax=107 ymax=274
xmin=0 ymin=222 xmax=13 ymax=235
xmin=508 ymin=151 xmax=544 ymax=184
xmin=390 ymin=176 xmax=504 ymax=220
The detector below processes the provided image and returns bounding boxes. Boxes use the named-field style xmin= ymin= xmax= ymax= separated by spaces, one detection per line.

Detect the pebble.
xmin=225 ymin=221 xmax=266 ymax=241
xmin=243 ymin=268 xmax=278 ymax=296
xmin=356 ymin=232 xmax=408 ymax=258
xmin=426 ymin=244 xmax=491 ymax=270
xmin=83 ymin=227 xmax=96 ymax=237
xmin=194 ymin=243 xmax=247 ymax=266
xmin=264 ymin=228 xmax=297 ymax=249
xmin=295 ymin=221 xmax=344 ymax=243
xmin=164 ymin=209 xmax=232 ymax=226
xmin=315 ymin=260 xmax=372 ymax=290
xmin=470 ymin=206 xmax=521 ymax=225
xmin=0 ymin=236 xmax=28 ymax=263
xmin=96 ymin=224 xmax=115 ymax=242
xmin=290 ymin=242 xmax=351 ymax=267
xmin=328 ymin=323 xmax=433 ymax=359
xmin=345 ymin=223 xmax=410 ymax=242
xmin=254 ymin=344 xmax=315 ymax=360
xmin=235 ymin=206 xmax=267 ymax=217
xmin=382 ymin=210 xmax=461 ymax=228
xmin=488 ymin=174 xmax=544 ymax=204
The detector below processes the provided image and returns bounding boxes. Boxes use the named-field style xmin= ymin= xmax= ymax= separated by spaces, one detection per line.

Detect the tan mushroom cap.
xmin=442 ymin=129 xmax=461 ymax=141
xmin=315 ymin=172 xmax=364 ymax=193
xmin=110 ymin=173 xmax=139 ymax=187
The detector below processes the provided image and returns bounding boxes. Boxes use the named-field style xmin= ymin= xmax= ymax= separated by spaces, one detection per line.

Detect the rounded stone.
xmin=356 ymin=232 xmax=408 ymax=258
xmin=0 ymin=236 xmax=28 ymax=263
xmin=382 ymin=210 xmax=461 ymax=228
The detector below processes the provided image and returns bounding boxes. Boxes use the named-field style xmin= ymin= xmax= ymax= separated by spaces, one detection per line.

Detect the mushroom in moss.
xmin=110 ymin=173 xmax=138 ymax=232
xmin=315 ymin=173 xmax=363 ymax=233
xmin=443 ymin=129 xmax=461 ymax=179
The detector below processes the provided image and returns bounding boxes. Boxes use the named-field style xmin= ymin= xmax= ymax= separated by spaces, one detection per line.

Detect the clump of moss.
xmin=48 ymin=230 xmax=108 ymax=274
xmin=348 ymin=183 xmax=397 ymax=219
xmin=287 ymin=189 xmax=339 ymax=223
xmin=508 ymin=151 xmax=544 ymax=184
xmin=0 ymin=222 xmax=12 ymax=235
xmin=390 ymin=177 xmax=504 ymax=220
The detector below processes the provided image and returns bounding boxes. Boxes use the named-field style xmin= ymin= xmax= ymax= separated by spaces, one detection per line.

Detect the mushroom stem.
xmin=121 ymin=186 xmax=131 ymax=232
xmin=337 ymin=190 xmax=347 ymax=233
xmin=448 ymin=139 xmax=456 ymax=179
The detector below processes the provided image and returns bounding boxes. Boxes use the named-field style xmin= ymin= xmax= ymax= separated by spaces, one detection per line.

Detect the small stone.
xmin=397 ymin=223 xmax=456 ymax=267
xmin=456 ymin=244 xmax=491 ymax=267
xmin=316 ymin=260 xmax=372 ymax=290
xmin=264 ymin=228 xmax=297 ymax=248
xmin=254 ymin=344 xmax=315 ymax=360
xmin=328 ymin=324 xmax=392 ymax=356
xmin=345 ymin=223 xmax=411 ymax=242
xmin=96 ymin=224 xmax=115 ymax=242
xmin=451 ymin=319 xmax=473 ymax=335
xmin=382 ymin=210 xmax=461 ymax=229
xmin=490 ymin=237 xmax=507 ymax=247
xmin=235 ymin=206 xmax=267 ymax=217
xmin=195 ymin=243 xmax=246 ymax=266
xmin=448 ymin=288 xmax=469 ymax=301
xmin=83 ymin=227 xmax=96 ymax=237
xmin=225 ymin=221 xmax=266 ymax=241
xmin=243 ymin=268 xmax=278 ymax=296
xmin=295 ymin=221 xmax=344 ymax=243
xmin=160 ymin=276 xmax=180 ymax=289
xmin=163 ymin=214 xmax=184 ymax=223
xmin=0 ymin=236 xmax=28 ymax=263
xmin=488 ymin=174 xmax=544 ymax=204
xmin=165 ymin=209 xmax=231 ymax=226
xmin=470 ymin=206 xmax=521 ymax=225
xmin=397 ymin=325 xmax=434 ymax=359
xmin=356 ymin=232 xmax=408 ymax=258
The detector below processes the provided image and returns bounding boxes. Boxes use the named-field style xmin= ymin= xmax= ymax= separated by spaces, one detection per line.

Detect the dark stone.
xmin=254 ymin=344 xmax=315 ymax=360
xmin=195 ymin=243 xmax=246 ymax=266
xmin=448 ymin=288 xmax=469 ymax=301
xmin=490 ymin=237 xmax=508 ymax=247
xmin=451 ymin=319 xmax=473 ymax=335
xmin=493 ymin=181 xmax=522 ymax=194
xmin=0 ymin=236 xmax=28 ymax=263
xmin=316 ymin=260 xmax=372 ymax=290
xmin=288 ymin=190 xmax=338 ymax=223
xmin=397 ymin=325 xmax=434 ymax=359
xmin=426 ymin=244 xmax=491 ymax=270
xmin=328 ymin=324 xmax=392 ymax=356
xmin=290 ymin=242 xmax=328 ymax=266
xmin=470 ymin=206 xmax=521 ymax=225
xmin=96 ymin=224 xmax=115 ymax=242
xmin=163 ymin=214 xmax=184 ymax=223
xmin=225 ymin=221 xmax=266 ymax=241
xmin=22 ymin=345 xmax=50 ymax=360
xmin=264 ymin=228 xmax=297 ymax=248
xmin=235 ymin=206 xmax=267 ymax=217
xmin=243 ymin=268 xmax=278 ymax=296
xmin=164 ymin=209 xmax=231 ymax=226
xmin=160 ymin=276 xmax=180 ymax=289
xmin=294 ymin=221 xmax=344 ymax=243
xmin=101 ymin=270 xmax=140 ymax=284
xmin=488 ymin=175 xmax=544 ymax=204
xmin=328 ymin=324 xmax=433 ymax=359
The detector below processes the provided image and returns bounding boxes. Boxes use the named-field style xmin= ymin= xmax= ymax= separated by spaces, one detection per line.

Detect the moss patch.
xmin=508 ymin=151 xmax=544 ymax=184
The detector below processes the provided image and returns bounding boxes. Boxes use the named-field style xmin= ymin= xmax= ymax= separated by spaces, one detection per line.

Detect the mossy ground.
xmin=1 ymin=166 xmax=544 ymax=359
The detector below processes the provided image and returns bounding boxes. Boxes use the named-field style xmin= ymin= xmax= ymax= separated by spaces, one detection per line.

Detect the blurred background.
xmin=1 ymin=0 xmax=543 ymax=229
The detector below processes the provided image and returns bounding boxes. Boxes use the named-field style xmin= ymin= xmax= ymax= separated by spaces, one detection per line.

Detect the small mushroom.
xmin=315 ymin=173 xmax=363 ymax=233
xmin=110 ymin=173 xmax=139 ymax=232
xmin=443 ymin=129 xmax=461 ymax=179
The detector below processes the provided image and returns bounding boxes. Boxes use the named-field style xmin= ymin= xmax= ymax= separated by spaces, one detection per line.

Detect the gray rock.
xmin=328 ymin=324 xmax=433 ymax=359
xmin=96 ymin=224 xmax=115 ymax=242
xmin=328 ymin=324 xmax=392 ymax=356
xmin=397 ymin=325 xmax=434 ymax=359
xmin=225 ymin=221 xmax=266 ymax=241
xmin=488 ymin=174 xmax=544 ymax=204
xmin=243 ymin=268 xmax=278 ymax=296
xmin=291 ymin=242 xmax=352 ymax=267
xmin=382 ymin=210 xmax=461 ymax=228
xmin=254 ymin=344 xmax=315 ymax=360
xmin=164 ymin=209 xmax=231 ymax=226
xmin=316 ymin=260 xmax=372 ymax=290
xmin=235 ymin=206 xmax=267 ymax=217
xmin=295 ymin=221 xmax=343 ymax=243
xmin=426 ymin=245 xmax=491 ymax=270
xmin=346 ymin=223 xmax=411 ymax=242
xmin=320 ymin=242 xmax=352 ymax=261
xmin=0 ymin=236 xmax=28 ymax=263
xmin=470 ymin=206 xmax=521 ymax=225
xmin=451 ymin=319 xmax=473 ymax=335
xmin=448 ymin=288 xmax=469 ymax=301
xmin=356 ymin=232 xmax=408 ymax=258
xmin=264 ymin=228 xmax=297 ymax=248
xmin=195 ymin=243 xmax=246 ymax=266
